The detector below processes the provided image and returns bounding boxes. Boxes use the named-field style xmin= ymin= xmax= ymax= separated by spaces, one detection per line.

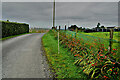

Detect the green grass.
xmin=42 ymin=30 xmax=88 ymax=79
xmin=0 ymin=33 xmax=30 ymax=41
xmin=80 ymin=32 xmax=119 ymax=49
xmin=81 ymin=32 xmax=119 ymax=41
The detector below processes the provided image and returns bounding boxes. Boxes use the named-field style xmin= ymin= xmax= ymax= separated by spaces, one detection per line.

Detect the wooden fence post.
xmin=65 ymin=25 xmax=66 ymax=31
xmin=59 ymin=26 xmax=60 ymax=31
xmin=56 ymin=26 xmax=57 ymax=30
xmin=75 ymin=28 xmax=78 ymax=38
xmin=109 ymin=29 xmax=113 ymax=54
xmin=58 ymin=31 xmax=59 ymax=54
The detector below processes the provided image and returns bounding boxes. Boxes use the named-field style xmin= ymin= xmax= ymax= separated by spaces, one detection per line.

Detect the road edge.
xmin=41 ymin=35 xmax=56 ymax=79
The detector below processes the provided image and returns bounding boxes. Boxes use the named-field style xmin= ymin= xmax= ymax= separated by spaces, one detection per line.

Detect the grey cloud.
xmin=2 ymin=2 xmax=118 ymax=28
xmin=1 ymin=0 xmax=120 ymax=2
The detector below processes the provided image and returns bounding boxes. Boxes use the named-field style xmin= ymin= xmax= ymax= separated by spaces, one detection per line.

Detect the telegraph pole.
xmin=53 ymin=0 xmax=55 ymax=27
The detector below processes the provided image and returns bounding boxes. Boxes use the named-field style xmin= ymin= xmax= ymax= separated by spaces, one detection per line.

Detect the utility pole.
xmin=53 ymin=0 xmax=55 ymax=27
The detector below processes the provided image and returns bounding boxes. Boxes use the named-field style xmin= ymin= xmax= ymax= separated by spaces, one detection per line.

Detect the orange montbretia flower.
xmin=89 ymin=46 xmax=91 ymax=49
xmin=105 ymin=49 xmax=107 ymax=51
xmin=75 ymin=54 xmax=80 ymax=57
xmin=100 ymin=54 xmax=103 ymax=56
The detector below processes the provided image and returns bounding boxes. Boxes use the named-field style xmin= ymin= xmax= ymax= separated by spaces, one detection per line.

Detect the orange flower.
xmin=81 ymin=38 xmax=83 ymax=41
xmin=75 ymin=54 xmax=77 ymax=56
xmin=113 ymin=48 xmax=115 ymax=50
xmin=79 ymin=56 xmax=82 ymax=57
xmin=112 ymin=62 xmax=115 ymax=64
xmin=104 ymin=56 xmax=107 ymax=59
xmin=100 ymin=54 xmax=103 ymax=56
xmin=89 ymin=46 xmax=91 ymax=49
xmin=113 ymin=53 xmax=116 ymax=55
xmin=105 ymin=49 xmax=107 ymax=51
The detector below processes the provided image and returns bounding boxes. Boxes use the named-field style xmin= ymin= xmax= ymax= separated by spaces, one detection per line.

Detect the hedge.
xmin=0 ymin=20 xmax=29 ymax=38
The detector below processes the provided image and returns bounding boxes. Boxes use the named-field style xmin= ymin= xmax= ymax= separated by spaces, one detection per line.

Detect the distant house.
xmin=105 ymin=27 xmax=115 ymax=32
xmin=95 ymin=26 xmax=120 ymax=32
xmin=105 ymin=27 xmax=120 ymax=32
xmin=96 ymin=27 xmax=100 ymax=32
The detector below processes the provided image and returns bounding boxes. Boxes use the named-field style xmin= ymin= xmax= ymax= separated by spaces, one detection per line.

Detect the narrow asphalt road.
xmin=2 ymin=33 xmax=48 ymax=78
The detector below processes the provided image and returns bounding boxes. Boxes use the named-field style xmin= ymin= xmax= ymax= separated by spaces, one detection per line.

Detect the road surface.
xmin=2 ymin=33 xmax=49 ymax=78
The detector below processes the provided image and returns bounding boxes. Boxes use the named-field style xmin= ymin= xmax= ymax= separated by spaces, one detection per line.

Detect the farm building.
xmin=95 ymin=26 xmax=120 ymax=32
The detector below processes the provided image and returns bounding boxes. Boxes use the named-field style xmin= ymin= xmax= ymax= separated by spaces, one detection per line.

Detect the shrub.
xmin=0 ymin=20 xmax=29 ymax=38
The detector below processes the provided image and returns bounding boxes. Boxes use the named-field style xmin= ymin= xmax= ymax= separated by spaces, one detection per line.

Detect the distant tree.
xmin=79 ymin=27 xmax=82 ymax=30
xmin=82 ymin=28 xmax=85 ymax=30
xmin=7 ymin=20 xmax=9 ymax=22
xmin=101 ymin=26 xmax=105 ymax=28
xmin=68 ymin=25 xmax=78 ymax=30
xmin=97 ymin=23 xmax=100 ymax=28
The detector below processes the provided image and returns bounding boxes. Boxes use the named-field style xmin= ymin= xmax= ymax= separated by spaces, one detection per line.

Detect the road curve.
xmin=2 ymin=33 xmax=47 ymax=78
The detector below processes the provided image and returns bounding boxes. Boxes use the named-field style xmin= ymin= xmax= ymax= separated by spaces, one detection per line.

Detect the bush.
xmin=1 ymin=20 xmax=29 ymax=38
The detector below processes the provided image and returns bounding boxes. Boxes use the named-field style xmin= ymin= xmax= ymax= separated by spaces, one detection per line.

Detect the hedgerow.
xmin=1 ymin=20 xmax=29 ymax=38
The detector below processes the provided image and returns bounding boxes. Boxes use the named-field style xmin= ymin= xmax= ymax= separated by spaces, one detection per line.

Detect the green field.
xmin=80 ymin=32 xmax=119 ymax=41
xmin=80 ymin=31 xmax=119 ymax=50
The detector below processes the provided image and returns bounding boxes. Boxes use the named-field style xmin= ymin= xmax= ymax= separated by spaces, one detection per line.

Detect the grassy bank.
xmin=42 ymin=30 xmax=88 ymax=79
xmin=0 ymin=33 xmax=30 ymax=41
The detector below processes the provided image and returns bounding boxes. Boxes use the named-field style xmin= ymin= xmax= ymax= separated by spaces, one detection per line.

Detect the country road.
xmin=2 ymin=33 xmax=50 ymax=78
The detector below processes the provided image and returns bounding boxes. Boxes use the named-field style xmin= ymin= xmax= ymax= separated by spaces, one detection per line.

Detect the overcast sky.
xmin=1 ymin=1 xmax=119 ymax=29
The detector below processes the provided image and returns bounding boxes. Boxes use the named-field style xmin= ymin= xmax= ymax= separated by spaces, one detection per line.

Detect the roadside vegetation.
xmin=42 ymin=29 xmax=120 ymax=79
xmin=42 ymin=30 xmax=88 ymax=79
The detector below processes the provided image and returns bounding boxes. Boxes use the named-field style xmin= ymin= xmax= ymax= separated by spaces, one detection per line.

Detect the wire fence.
xmin=58 ymin=30 xmax=120 ymax=63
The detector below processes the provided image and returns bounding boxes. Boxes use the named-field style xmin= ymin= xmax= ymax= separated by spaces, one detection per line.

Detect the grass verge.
xmin=42 ymin=30 xmax=88 ymax=79
xmin=0 ymin=33 xmax=30 ymax=41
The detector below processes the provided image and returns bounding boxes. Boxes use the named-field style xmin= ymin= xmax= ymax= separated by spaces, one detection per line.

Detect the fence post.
xmin=58 ymin=26 xmax=60 ymax=54
xmin=58 ymin=31 xmax=59 ymax=54
xmin=108 ymin=29 xmax=113 ymax=54
xmin=59 ymin=26 xmax=60 ymax=31
xmin=65 ymin=25 xmax=66 ymax=31
xmin=56 ymin=26 xmax=57 ymax=30
xmin=75 ymin=28 xmax=78 ymax=38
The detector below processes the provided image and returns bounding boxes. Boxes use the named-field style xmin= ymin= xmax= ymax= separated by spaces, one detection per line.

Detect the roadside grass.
xmin=42 ymin=30 xmax=88 ymax=79
xmin=0 ymin=33 xmax=30 ymax=41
